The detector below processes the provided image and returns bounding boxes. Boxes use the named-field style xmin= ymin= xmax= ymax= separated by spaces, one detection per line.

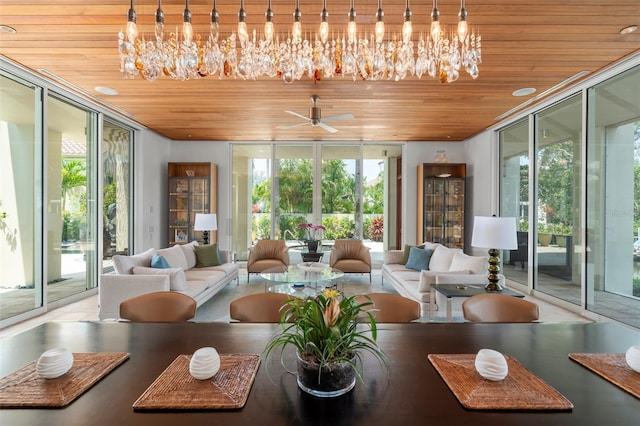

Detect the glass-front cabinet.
xmin=417 ymin=163 xmax=466 ymax=249
xmin=168 ymin=162 xmax=217 ymax=245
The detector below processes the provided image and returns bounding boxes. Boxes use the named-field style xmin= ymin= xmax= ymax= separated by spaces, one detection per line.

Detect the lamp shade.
xmin=193 ymin=213 xmax=217 ymax=231
xmin=471 ymin=216 xmax=517 ymax=250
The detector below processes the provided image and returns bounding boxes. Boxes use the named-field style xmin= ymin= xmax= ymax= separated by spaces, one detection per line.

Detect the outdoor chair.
xmin=462 ymin=293 xmax=539 ymax=323
xmin=119 ymin=291 xmax=196 ymax=322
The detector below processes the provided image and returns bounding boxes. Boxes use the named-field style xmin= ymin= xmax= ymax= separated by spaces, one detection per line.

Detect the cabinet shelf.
xmin=417 ymin=163 xmax=466 ymax=248
xmin=168 ymin=162 xmax=217 ymax=246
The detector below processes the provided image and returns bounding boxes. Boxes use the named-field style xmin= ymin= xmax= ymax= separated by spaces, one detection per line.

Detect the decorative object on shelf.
xmin=194 ymin=213 xmax=217 ymax=245
xmin=185 ymin=170 xmax=195 ymax=177
xmin=264 ymin=289 xmax=388 ymax=398
xmin=471 ymin=216 xmax=518 ymax=291
xmin=434 ymin=150 xmax=448 ymax=163
xmin=118 ymin=0 xmax=481 ymax=83
xmin=297 ymin=222 xmax=325 ymax=252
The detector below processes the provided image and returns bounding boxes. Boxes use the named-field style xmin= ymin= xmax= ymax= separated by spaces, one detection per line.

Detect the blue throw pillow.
xmin=405 ymin=247 xmax=434 ymax=271
xmin=151 ymin=253 xmax=170 ymax=269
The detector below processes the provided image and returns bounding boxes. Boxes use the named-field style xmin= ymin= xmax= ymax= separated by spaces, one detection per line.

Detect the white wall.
xmin=134 ymin=129 xmax=172 ymax=252
xmin=464 ymin=130 xmax=498 ymax=256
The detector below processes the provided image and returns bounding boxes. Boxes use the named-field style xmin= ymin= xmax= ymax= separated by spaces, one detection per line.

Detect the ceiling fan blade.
xmin=284 ymin=110 xmax=310 ymax=121
xmin=321 ymin=113 xmax=354 ymax=123
xmin=277 ymin=122 xmax=311 ymax=130
xmin=318 ymin=122 xmax=339 ymax=133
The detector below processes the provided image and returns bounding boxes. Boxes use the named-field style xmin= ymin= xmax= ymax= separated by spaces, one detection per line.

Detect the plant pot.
xmin=306 ymin=241 xmax=319 ymax=253
xmin=538 ymin=233 xmax=552 ymax=247
xmin=296 ymin=351 xmax=356 ymax=398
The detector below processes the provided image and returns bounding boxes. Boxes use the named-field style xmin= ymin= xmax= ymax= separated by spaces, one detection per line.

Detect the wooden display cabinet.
xmin=168 ymin=162 xmax=217 ymax=245
xmin=417 ymin=163 xmax=466 ymax=248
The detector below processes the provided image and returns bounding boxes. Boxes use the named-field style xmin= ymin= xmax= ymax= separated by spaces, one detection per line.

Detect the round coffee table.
xmin=261 ymin=264 xmax=344 ymax=295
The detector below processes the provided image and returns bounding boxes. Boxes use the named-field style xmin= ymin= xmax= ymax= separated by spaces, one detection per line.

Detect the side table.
xmin=430 ymin=284 xmax=525 ymax=321
xmin=300 ymin=252 xmax=324 ymax=263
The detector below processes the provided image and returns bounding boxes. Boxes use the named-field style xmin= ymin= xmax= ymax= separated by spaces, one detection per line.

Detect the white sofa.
xmin=98 ymin=241 xmax=238 ymax=320
xmin=381 ymin=242 xmax=500 ymax=318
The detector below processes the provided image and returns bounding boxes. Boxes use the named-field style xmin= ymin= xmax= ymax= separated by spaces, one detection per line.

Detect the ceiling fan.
xmin=279 ymin=95 xmax=354 ymax=133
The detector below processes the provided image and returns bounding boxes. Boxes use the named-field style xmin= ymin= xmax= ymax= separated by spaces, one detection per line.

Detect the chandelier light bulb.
xmin=238 ymin=1 xmax=249 ymax=45
xmin=154 ymin=0 xmax=164 ymax=42
xmin=264 ymin=1 xmax=274 ymax=43
xmin=375 ymin=1 xmax=384 ymax=44
xmin=402 ymin=0 xmax=412 ymax=43
xmin=457 ymin=0 xmax=468 ymax=40
xmin=126 ymin=0 xmax=137 ymax=42
xmin=347 ymin=1 xmax=357 ymax=44
xmin=430 ymin=0 xmax=441 ymax=40
xmin=182 ymin=0 xmax=193 ymax=43
xmin=319 ymin=1 xmax=329 ymax=44
xmin=210 ymin=0 xmax=220 ymax=42
xmin=292 ymin=1 xmax=302 ymax=43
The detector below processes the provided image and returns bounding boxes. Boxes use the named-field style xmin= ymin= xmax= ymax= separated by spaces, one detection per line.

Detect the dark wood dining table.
xmin=0 ymin=321 xmax=638 ymax=425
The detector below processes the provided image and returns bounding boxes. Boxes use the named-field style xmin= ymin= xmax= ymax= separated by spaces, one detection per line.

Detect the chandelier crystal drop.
xmin=118 ymin=0 xmax=481 ymax=83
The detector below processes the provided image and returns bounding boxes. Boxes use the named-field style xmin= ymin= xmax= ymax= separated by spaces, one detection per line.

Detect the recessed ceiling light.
xmin=95 ymin=86 xmax=119 ymax=96
xmin=0 ymin=25 xmax=17 ymax=34
xmin=512 ymin=88 xmax=536 ymax=97
xmin=620 ymin=25 xmax=638 ymax=35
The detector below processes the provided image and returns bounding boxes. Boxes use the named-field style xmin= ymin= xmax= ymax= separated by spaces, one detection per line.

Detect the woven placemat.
xmin=0 ymin=352 xmax=130 ymax=408
xmin=569 ymin=353 xmax=640 ymax=399
xmin=428 ymin=354 xmax=573 ymax=411
xmin=133 ymin=354 xmax=260 ymax=410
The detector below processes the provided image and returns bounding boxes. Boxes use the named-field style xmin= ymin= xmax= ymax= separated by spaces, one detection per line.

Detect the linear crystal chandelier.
xmin=118 ymin=0 xmax=481 ymax=83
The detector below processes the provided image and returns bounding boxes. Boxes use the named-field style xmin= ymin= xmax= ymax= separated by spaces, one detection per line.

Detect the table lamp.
xmin=194 ymin=213 xmax=217 ymax=245
xmin=471 ymin=216 xmax=518 ymax=291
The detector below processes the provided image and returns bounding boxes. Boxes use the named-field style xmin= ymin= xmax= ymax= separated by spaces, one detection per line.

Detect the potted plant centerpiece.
xmin=297 ymin=222 xmax=326 ymax=253
xmin=264 ymin=289 xmax=387 ymax=398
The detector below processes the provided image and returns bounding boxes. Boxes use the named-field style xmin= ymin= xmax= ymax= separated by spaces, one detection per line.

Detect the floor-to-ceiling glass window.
xmin=46 ymin=94 xmax=98 ymax=304
xmin=534 ymin=96 xmax=583 ymax=305
xmin=102 ymin=120 xmax=132 ymax=272
xmin=499 ymin=119 xmax=530 ymax=285
xmin=231 ymin=143 xmax=401 ymax=265
xmin=0 ymin=73 xmax=42 ymax=321
xmin=587 ymin=66 xmax=640 ymax=328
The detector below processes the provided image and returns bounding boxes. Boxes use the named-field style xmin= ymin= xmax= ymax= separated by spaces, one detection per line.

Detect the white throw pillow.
xmin=428 ymin=245 xmax=461 ymax=272
xmin=156 ymin=244 xmax=189 ymax=270
xmin=180 ymin=241 xmax=199 ymax=269
xmin=132 ymin=266 xmax=187 ymax=291
xmin=112 ymin=248 xmax=155 ymax=275
xmin=449 ymin=252 xmax=488 ymax=274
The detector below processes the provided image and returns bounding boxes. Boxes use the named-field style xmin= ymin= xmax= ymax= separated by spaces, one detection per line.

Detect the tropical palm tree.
xmin=61 ymin=159 xmax=86 ymax=211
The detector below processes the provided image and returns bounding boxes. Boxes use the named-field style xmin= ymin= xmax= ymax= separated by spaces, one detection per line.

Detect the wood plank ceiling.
xmin=1 ymin=0 xmax=639 ymax=142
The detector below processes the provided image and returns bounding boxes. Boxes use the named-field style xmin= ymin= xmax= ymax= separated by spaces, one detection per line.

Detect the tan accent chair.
xmin=230 ymin=292 xmax=294 ymax=323
xmin=119 ymin=291 xmax=196 ymax=322
xmin=358 ymin=293 xmax=421 ymax=323
xmin=462 ymin=293 xmax=539 ymax=323
xmin=246 ymin=239 xmax=290 ymax=282
xmin=329 ymin=239 xmax=372 ymax=282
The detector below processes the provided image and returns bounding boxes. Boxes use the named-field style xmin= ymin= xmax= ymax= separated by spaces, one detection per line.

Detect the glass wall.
xmin=0 ymin=74 xmax=42 ymax=321
xmin=0 ymin=66 xmax=135 ymax=327
xmin=499 ymin=119 xmax=529 ymax=285
xmin=534 ymin=96 xmax=583 ymax=305
xmin=102 ymin=119 xmax=132 ymax=271
xmin=587 ymin=66 xmax=640 ymax=328
xmin=231 ymin=143 xmax=401 ymax=265
xmin=500 ymin=64 xmax=639 ymax=328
